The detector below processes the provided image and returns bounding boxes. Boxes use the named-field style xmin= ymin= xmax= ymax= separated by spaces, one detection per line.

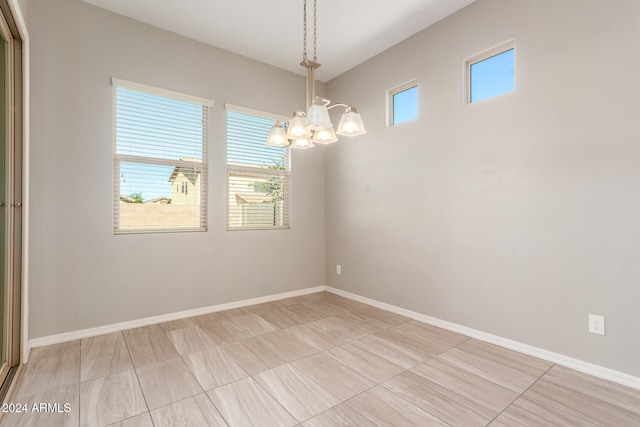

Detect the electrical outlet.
xmin=589 ymin=314 xmax=605 ymax=336
xmin=336 ymin=264 xmax=341 ymax=275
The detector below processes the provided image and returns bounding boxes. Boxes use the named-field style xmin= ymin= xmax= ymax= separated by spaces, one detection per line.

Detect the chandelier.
xmin=266 ymin=0 xmax=366 ymax=149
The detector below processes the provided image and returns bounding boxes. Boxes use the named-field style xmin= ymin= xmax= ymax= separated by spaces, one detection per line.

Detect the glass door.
xmin=0 ymin=0 xmax=22 ymax=397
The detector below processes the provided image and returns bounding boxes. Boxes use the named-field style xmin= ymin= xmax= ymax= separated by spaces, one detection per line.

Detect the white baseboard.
xmin=326 ymin=287 xmax=640 ymax=391
xmin=29 ymin=286 xmax=326 ymax=350
xmin=29 ymin=284 xmax=640 ymax=391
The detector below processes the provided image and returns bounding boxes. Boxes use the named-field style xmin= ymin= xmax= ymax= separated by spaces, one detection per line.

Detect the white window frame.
xmin=386 ymin=79 xmax=419 ymax=127
xmin=464 ymin=39 xmax=515 ymax=104
xmin=112 ymin=78 xmax=213 ymax=234
xmin=225 ymin=104 xmax=291 ymax=231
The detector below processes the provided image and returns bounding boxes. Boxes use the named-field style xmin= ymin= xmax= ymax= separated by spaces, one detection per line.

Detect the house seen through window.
xmin=112 ymin=78 xmax=213 ymax=233
xmin=226 ymin=105 xmax=291 ymax=230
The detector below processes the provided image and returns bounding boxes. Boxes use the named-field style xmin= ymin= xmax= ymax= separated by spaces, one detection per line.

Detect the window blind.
xmin=226 ymin=105 xmax=290 ymax=230
xmin=113 ymin=78 xmax=212 ymax=233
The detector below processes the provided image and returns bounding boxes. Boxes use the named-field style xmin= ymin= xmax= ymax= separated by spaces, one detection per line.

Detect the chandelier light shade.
xmin=312 ymin=125 xmax=338 ymax=144
xmin=336 ymin=106 xmax=366 ymax=136
xmin=266 ymin=121 xmax=289 ymax=147
xmin=286 ymin=111 xmax=313 ymax=140
xmin=305 ymin=97 xmax=332 ymax=131
xmin=266 ymin=0 xmax=365 ymax=149
xmin=290 ymin=137 xmax=314 ymax=149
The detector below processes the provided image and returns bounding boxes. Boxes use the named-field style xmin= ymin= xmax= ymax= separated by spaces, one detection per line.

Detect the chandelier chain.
xmin=313 ymin=0 xmax=317 ymax=61
xmin=303 ymin=0 xmax=307 ymax=60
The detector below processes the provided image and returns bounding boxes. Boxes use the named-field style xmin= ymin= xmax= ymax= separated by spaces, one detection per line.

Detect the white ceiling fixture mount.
xmin=267 ymin=0 xmax=366 ymax=150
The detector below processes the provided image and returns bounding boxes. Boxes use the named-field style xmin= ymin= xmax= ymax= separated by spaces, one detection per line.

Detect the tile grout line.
xmin=178 ymin=335 xmax=254 ymax=395
xmin=322 ymin=322 xmax=476 ymax=427
xmin=206 ymin=376 xmax=285 ymax=426
xmin=156 ymin=316 xmax=230 ymax=422
xmin=233 ymin=298 xmax=382 ymax=424
xmin=390 ymin=336 xmax=552 ymax=427
xmin=138 ymin=391 xmax=230 ymax=427
xmin=251 ymin=367 xmax=303 ymax=425
xmin=249 ymin=301 xmax=369 ymax=424
xmin=371 ymin=344 xmax=462 ymax=427
xmin=341 ymin=320 xmax=461 ymax=372
xmin=81 ymin=334 xmax=163 ymax=426
xmin=120 ymin=330 xmax=155 ymax=425
xmin=201 ymin=389 xmax=231 ymax=427
xmin=277 ymin=305 xmax=420 ymax=424
xmin=380 ymin=369 xmax=457 ymax=427
xmin=484 ymin=362 xmax=556 ymax=426
xmin=166 ymin=316 xmax=271 ymax=427
xmin=311 ymin=349 xmax=456 ymax=427
xmin=155 ymin=324 xmax=208 ymax=414
xmin=432 ymin=328 xmax=561 ymax=425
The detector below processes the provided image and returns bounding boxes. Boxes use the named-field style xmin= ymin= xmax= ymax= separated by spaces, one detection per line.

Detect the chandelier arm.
xmin=327 ymin=103 xmax=349 ymax=110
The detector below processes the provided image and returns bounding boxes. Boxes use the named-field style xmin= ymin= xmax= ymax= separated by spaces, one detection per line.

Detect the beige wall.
xmin=325 ymin=0 xmax=640 ymax=377
xmin=29 ymin=0 xmax=325 ymax=338
xmin=29 ymin=0 xmax=640 ymax=380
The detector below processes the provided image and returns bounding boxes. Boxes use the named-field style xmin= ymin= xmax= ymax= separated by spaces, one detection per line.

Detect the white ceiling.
xmin=81 ymin=0 xmax=476 ymax=82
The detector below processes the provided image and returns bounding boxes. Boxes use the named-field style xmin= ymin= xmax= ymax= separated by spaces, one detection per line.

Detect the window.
xmin=466 ymin=40 xmax=515 ymax=103
xmin=387 ymin=80 xmax=418 ymax=126
xmin=112 ymin=78 xmax=213 ymax=233
xmin=226 ymin=104 xmax=290 ymax=230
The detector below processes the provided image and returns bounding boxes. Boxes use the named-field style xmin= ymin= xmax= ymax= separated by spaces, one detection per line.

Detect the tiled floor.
xmin=3 ymin=291 xmax=640 ymax=426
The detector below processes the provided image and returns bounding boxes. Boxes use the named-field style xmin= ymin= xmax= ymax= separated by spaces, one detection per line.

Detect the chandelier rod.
xmin=300 ymin=0 xmax=320 ymax=108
